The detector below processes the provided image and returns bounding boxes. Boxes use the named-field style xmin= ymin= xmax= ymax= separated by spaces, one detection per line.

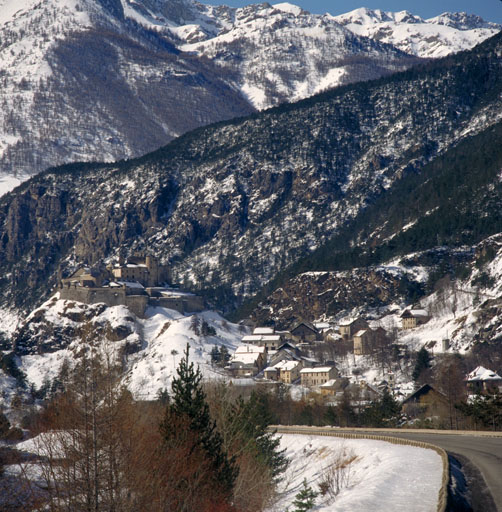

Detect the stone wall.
xmin=59 ymin=285 xmax=204 ymax=317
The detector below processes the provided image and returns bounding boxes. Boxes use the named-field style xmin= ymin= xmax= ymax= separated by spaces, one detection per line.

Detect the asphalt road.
xmin=377 ymin=431 xmax=502 ymax=512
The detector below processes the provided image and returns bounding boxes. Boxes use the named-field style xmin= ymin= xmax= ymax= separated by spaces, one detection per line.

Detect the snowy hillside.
xmin=1 ymin=0 xmax=498 ymax=188
xmin=266 ymin=434 xmax=442 ymax=512
xmin=12 ymin=297 xmax=244 ymax=402
xmin=334 ymin=8 xmax=500 ymax=58
xmin=181 ymin=2 xmax=417 ymax=110
xmin=0 ymin=0 xmax=253 ymax=188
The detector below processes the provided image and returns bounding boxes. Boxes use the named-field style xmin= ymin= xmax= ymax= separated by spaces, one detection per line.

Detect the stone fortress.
xmin=58 ymin=254 xmax=204 ymax=318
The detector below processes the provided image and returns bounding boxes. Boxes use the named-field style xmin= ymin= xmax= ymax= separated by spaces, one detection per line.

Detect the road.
xmin=273 ymin=427 xmax=502 ymax=511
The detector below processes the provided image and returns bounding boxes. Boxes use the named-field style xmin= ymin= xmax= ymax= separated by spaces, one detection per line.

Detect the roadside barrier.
xmin=269 ymin=425 xmax=449 ymax=512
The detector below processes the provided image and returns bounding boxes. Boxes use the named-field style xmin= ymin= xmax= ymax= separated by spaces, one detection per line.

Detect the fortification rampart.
xmin=59 ymin=284 xmax=203 ymax=318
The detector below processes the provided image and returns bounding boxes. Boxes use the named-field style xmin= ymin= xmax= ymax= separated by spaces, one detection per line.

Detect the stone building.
xmin=401 ymin=309 xmax=430 ymax=329
xmin=110 ymin=254 xmax=165 ymax=287
xmin=339 ymin=318 xmax=369 ymax=341
xmin=58 ymin=255 xmax=203 ymax=318
xmin=353 ymin=329 xmax=373 ymax=356
xmin=300 ymin=366 xmax=338 ymax=387
xmin=290 ymin=322 xmax=320 ymax=343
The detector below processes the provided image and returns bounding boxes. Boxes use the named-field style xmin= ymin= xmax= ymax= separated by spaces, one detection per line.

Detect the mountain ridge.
xmin=0 ymin=30 xmax=501 ymax=324
xmin=0 ymin=0 xmax=498 ymax=189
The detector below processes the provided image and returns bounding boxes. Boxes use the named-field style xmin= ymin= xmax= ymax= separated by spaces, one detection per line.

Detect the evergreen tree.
xmin=211 ymin=345 xmax=221 ymax=364
xmin=292 ymin=479 xmax=317 ymax=512
xmin=412 ymin=347 xmax=432 ymax=382
xmin=220 ymin=345 xmax=230 ymax=365
xmin=361 ymin=389 xmax=401 ymax=427
xmin=230 ymin=390 xmax=288 ymax=480
xmin=163 ymin=344 xmax=238 ymax=494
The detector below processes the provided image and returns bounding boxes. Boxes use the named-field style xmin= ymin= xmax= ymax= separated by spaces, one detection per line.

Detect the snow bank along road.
xmin=266 ymin=433 xmax=443 ymax=512
xmin=273 ymin=427 xmax=502 ymax=512
xmin=376 ymin=429 xmax=502 ymax=512
xmin=272 ymin=426 xmax=449 ymax=511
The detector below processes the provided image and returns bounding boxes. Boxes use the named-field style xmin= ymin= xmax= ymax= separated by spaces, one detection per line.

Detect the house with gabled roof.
xmin=300 ymin=366 xmax=338 ymax=387
xmin=290 ymin=321 xmax=320 ymax=343
xmin=401 ymin=384 xmax=449 ymax=419
xmin=274 ymin=359 xmax=302 ymax=384
xmin=401 ymin=308 xmax=430 ymax=330
xmin=228 ymin=345 xmax=267 ymax=377
xmin=339 ymin=317 xmax=369 ymax=342
xmin=466 ymin=366 xmax=502 ymax=394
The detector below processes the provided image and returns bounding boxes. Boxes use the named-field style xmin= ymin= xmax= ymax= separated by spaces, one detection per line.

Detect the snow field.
xmin=267 ymin=434 xmax=443 ymax=512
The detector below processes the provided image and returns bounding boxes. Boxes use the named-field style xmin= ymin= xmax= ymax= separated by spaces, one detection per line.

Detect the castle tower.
xmin=145 ymin=255 xmax=159 ymax=286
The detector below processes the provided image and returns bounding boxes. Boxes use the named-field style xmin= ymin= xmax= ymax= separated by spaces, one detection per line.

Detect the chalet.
xmin=466 ymin=366 xmax=502 ymax=394
xmin=300 ymin=366 xmax=338 ymax=387
xmin=229 ymin=345 xmax=267 ymax=377
xmin=401 ymin=309 xmax=430 ymax=330
xmin=274 ymin=360 xmax=302 ymax=384
xmin=353 ymin=329 xmax=373 ymax=355
xmin=339 ymin=318 xmax=369 ymax=342
xmin=241 ymin=334 xmax=283 ymax=351
xmin=401 ymin=384 xmax=449 ymax=418
xmin=320 ymin=377 xmax=349 ymax=396
xmin=290 ymin=322 xmax=320 ymax=343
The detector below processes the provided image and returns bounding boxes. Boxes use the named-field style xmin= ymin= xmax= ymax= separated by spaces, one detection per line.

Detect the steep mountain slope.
xmin=0 ymin=31 xmax=502 ymax=324
xmin=334 ymin=8 xmax=501 ymax=58
xmin=0 ymin=0 xmax=498 ymax=188
xmin=247 ymin=119 xmax=502 ymax=345
xmin=11 ymin=298 xmax=243 ymax=399
xmin=0 ymin=0 xmax=254 ymax=184
xmin=180 ymin=3 xmax=419 ymax=110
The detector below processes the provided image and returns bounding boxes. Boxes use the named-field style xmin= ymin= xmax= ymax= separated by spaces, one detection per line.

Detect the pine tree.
xmin=211 ymin=345 xmax=221 ymax=364
xmin=220 ymin=345 xmax=230 ymax=365
xmin=292 ymin=479 xmax=317 ymax=512
xmin=163 ymin=344 xmax=238 ymax=494
xmin=412 ymin=347 xmax=431 ymax=382
xmin=230 ymin=390 xmax=288 ymax=480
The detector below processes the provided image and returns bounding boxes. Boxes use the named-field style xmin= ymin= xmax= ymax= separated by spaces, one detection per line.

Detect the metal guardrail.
xmin=269 ymin=425 xmax=450 ymax=512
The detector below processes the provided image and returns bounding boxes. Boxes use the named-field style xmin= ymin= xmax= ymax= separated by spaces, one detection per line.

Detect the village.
xmin=56 ymin=254 xmax=502 ymax=426
xmin=225 ymin=312 xmax=502 ymax=424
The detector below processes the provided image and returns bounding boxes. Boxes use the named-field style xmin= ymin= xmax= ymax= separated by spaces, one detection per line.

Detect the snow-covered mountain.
xmin=179 ymin=2 xmax=418 ymax=110
xmin=333 ymin=8 xmax=500 ymax=58
xmin=0 ymin=0 xmax=498 ymax=191
xmin=0 ymin=0 xmax=254 ymax=188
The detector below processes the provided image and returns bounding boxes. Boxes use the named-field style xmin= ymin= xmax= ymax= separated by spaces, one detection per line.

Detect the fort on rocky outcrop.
xmin=58 ymin=254 xmax=204 ymax=318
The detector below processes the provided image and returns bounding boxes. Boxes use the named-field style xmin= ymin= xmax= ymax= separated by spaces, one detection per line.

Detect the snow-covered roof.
xmin=320 ymin=379 xmax=338 ymax=388
xmin=235 ymin=345 xmax=266 ymax=354
xmin=264 ymin=366 xmax=278 ymax=372
xmin=339 ymin=318 xmax=357 ymax=326
xmin=402 ymin=309 xmax=429 ymax=318
xmin=253 ymin=327 xmax=275 ymax=335
xmin=274 ymin=360 xmax=300 ymax=371
xmin=467 ymin=366 xmax=502 ymax=382
xmin=354 ymin=329 xmax=368 ymax=337
xmin=241 ymin=334 xmax=281 ymax=342
xmin=231 ymin=353 xmax=261 ymax=365
xmin=314 ymin=322 xmax=331 ymax=330
xmin=300 ymin=366 xmax=334 ymax=374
